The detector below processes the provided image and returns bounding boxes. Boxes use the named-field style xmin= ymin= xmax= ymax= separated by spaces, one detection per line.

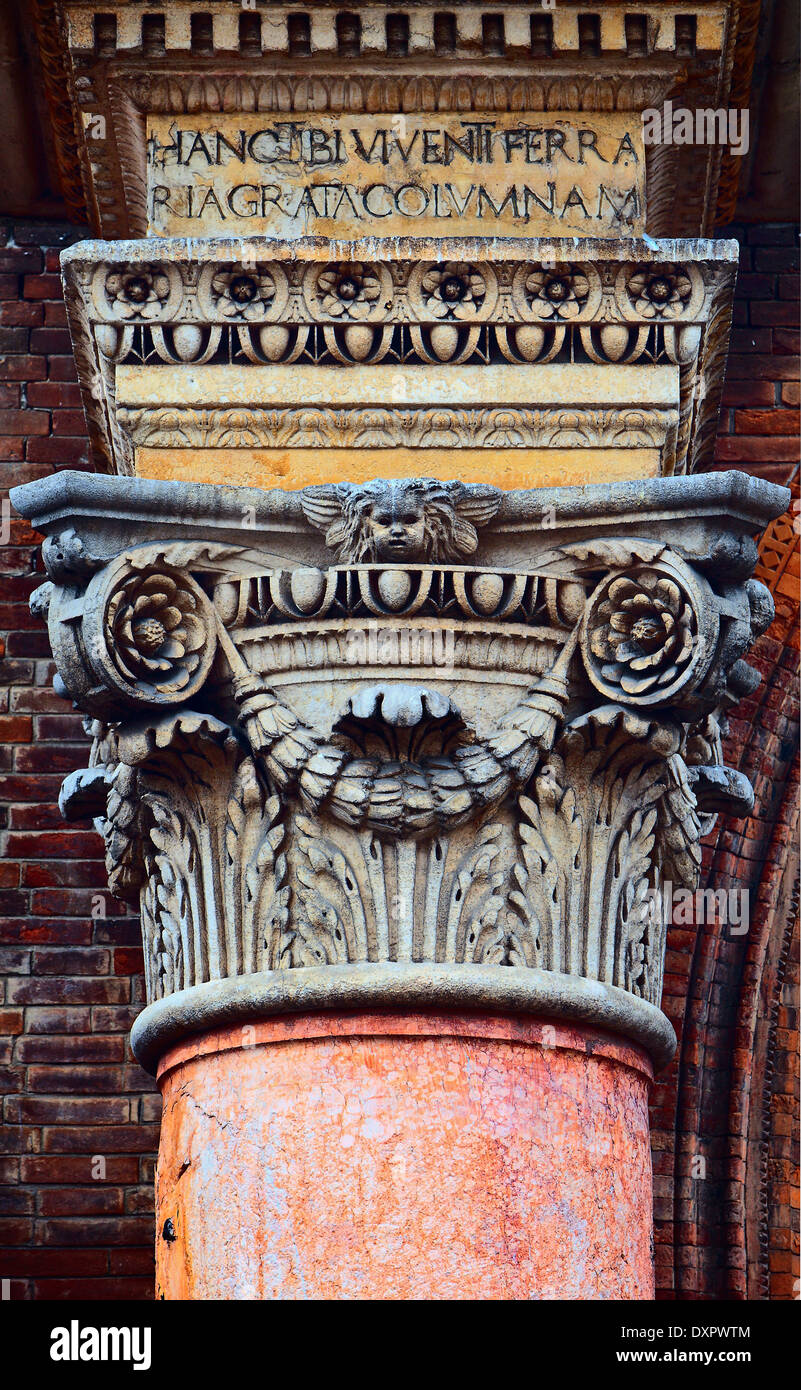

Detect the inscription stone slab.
xmin=146 ymin=113 xmax=645 ymax=238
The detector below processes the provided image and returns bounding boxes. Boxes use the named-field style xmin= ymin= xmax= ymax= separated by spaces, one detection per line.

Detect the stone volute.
xmin=11 ymin=465 xmax=788 ymax=1298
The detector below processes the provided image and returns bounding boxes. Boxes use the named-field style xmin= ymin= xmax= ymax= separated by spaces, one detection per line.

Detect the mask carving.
xmin=300 ymin=478 xmax=502 ymax=564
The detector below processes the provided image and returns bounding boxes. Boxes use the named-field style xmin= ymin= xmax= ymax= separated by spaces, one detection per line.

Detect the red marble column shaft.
xmin=154 ymin=1010 xmax=654 ymax=1300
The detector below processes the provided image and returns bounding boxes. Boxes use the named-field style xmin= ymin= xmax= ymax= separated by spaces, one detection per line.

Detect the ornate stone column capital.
xmin=12 ymin=468 xmax=788 ymax=1075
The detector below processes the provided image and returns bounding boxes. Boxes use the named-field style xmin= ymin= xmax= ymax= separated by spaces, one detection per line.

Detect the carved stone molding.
xmin=60 ymin=235 xmax=737 ymax=481
xmin=11 ymin=468 xmax=789 ymax=1073
xmin=72 ymin=242 xmax=719 ymax=331
xmin=117 ymin=404 xmax=678 ymax=455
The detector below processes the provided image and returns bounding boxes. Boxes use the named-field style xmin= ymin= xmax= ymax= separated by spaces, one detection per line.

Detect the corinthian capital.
xmin=11 ymin=468 xmax=788 ymax=1073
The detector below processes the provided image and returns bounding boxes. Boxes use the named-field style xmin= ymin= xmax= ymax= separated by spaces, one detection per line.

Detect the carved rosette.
xmin=580 ymin=557 xmax=718 ymax=704
xmin=13 ymin=470 xmax=788 ymax=1074
xmin=83 ymin=560 xmax=217 ymax=708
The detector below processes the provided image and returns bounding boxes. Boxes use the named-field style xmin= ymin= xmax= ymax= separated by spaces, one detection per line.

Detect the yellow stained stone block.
xmin=117 ymin=363 xmax=678 ymax=410
xmin=146 ymin=111 xmax=645 ymax=239
xmin=135 ymin=446 xmax=660 ymax=492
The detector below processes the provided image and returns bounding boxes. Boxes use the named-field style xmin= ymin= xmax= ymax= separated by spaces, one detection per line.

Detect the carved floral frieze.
xmin=60 ymin=236 xmax=736 ymax=481
xmin=116 ymin=405 xmax=677 ymax=454
xmin=84 ymin=250 xmax=707 ymax=330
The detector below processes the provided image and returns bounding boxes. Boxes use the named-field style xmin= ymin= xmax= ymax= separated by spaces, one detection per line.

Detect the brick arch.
xmin=729 ymin=782 xmax=799 ymax=1297
xmin=764 ymin=903 xmax=800 ymax=1298
xmin=651 ymin=478 xmax=800 ymax=1300
xmin=744 ymin=858 xmax=799 ymax=1296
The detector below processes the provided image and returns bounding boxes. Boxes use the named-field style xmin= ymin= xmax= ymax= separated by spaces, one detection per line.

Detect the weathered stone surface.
xmin=134 ymin=444 xmax=663 ymax=492
xmin=61 ymin=235 xmax=737 ymax=486
xmin=146 ymin=112 xmax=646 ymax=239
xmin=13 ymin=466 xmax=784 ymax=573
xmin=11 ymin=467 xmax=788 ymax=1077
xmin=155 ymin=1013 xmax=655 ymax=1300
xmin=47 ymin=1 xmax=747 ymax=240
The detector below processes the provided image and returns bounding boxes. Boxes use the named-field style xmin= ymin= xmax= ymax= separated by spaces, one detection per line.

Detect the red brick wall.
xmin=768 ymin=909 xmax=799 ymax=1299
xmin=714 ymin=223 xmax=800 ymax=485
xmin=1 ymin=216 xmax=798 ymax=1301
xmin=1 ymin=220 xmax=158 ymax=1299
xmin=650 ymin=219 xmax=799 ymax=1301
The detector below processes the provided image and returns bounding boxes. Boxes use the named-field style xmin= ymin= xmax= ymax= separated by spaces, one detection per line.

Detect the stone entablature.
xmin=61 ymin=235 xmax=737 ymax=489
xmin=11 ymin=468 xmax=788 ymax=1075
xmin=35 ymin=0 xmax=756 ymax=239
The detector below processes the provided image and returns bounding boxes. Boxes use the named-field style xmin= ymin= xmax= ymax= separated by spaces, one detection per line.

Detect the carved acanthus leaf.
xmin=287 ymin=813 xmax=368 ymax=968
xmin=614 ymin=802 xmax=660 ymax=1000
xmin=654 ymin=752 xmax=703 ymax=894
xmin=447 ymin=823 xmax=509 ymax=965
xmin=141 ymin=806 xmax=191 ymax=1000
xmin=557 ymin=538 xmax=667 ymax=571
xmin=104 ymin=764 xmax=145 ymax=902
xmin=125 ymin=542 xmax=255 ymax=573
xmin=509 ymin=778 xmax=582 ymax=973
xmin=507 ymin=705 xmax=686 ymax=1002
xmin=224 ymin=761 xmax=288 ymax=977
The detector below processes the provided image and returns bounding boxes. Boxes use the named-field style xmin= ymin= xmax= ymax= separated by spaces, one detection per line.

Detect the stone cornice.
xmin=62 ymin=232 xmax=739 ymax=268
xmin=12 ymin=466 xmax=784 ymax=568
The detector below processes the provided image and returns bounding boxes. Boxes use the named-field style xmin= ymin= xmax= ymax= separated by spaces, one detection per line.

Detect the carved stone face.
xmin=300 ymin=476 xmax=502 ymax=565
xmin=362 ymin=495 xmax=428 ymax=561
